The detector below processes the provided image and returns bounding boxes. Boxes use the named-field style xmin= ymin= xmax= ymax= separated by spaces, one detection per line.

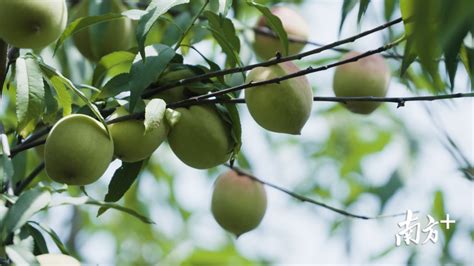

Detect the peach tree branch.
xmin=186 ymin=92 xmax=474 ymax=108
xmin=167 ymin=39 xmax=403 ymax=108
xmin=141 ymin=17 xmax=403 ymax=98
xmin=0 ymin=39 xmax=7 ymax=91
xmin=11 ymin=89 xmax=473 ymax=157
xmin=225 ymin=164 xmax=412 ymax=220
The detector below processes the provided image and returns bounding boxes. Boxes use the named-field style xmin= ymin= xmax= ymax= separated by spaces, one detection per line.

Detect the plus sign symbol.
xmin=439 ymin=214 xmax=456 ymax=230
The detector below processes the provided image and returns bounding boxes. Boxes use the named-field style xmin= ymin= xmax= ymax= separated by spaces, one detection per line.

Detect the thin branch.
xmin=251 ymin=27 xmax=404 ymax=60
xmin=21 ymin=126 xmax=52 ymax=146
xmin=11 ymin=91 xmax=474 ymax=155
xmin=0 ymin=39 xmax=7 ymax=92
xmin=106 ymin=91 xmax=474 ymax=125
xmin=225 ymin=164 xmax=410 ymax=220
xmin=14 ymin=162 xmax=45 ymax=195
xmin=182 ymin=93 xmax=474 ymax=107
xmin=141 ymin=17 xmax=403 ymax=98
xmin=167 ymin=40 xmax=402 ymax=108
xmin=174 ymin=0 xmax=209 ymax=51
xmin=9 ymin=139 xmax=45 ymax=158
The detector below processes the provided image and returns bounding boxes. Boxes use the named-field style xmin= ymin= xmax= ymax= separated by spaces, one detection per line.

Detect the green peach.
xmin=108 ymin=107 xmax=168 ymax=163
xmin=333 ymin=51 xmax=391 ymax=114
xmin=168 ymin=105 xmax=233 ymax=169
xmin=245 ymin=61 xmax=313 ymax=134
xmin=44 ymin=114 xmax=114 ymax=185
xmin=73 ymin=0 xmax=133 ymax=61
xmin=0 ymin=0 xmax=68 ymax=49
xmin=211 ymin=170 xmax=267 ymax=237
xmin=253 ymin=7 xmax=309 ymax=60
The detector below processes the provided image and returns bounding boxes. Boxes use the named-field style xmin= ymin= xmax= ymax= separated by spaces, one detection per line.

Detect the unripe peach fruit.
xmin=108 ymin=107 xmax=168 ymax=163
xmin=44 ymin=114 xmax=114 ymax=185
xmin=253 ymin=7 xmax=310 ymax=60
xmin=211 ymin=170 xmax=267 ymax=237
xmin=332 ymin=51 xmax=391 ymax=114
xmin=168 ymin=106 xmax=233 ymax=169
xmin=0 ymin=0 xmax=68 ymax=49
xmin=245 ymin=61 xmax=313 ymax=134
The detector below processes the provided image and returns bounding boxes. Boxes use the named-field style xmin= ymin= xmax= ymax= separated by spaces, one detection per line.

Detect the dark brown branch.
xmin=141 ymin=17 xmax=403 ymax=98
xmin=9 ymin=139 xmax=45 ymax=158
xmin=14 ymin=162 xmax=45 ymax=195
xmin=0 ymin=40 xmax=7 ymax=92
xmin=251 ymin=27 xmax=404 ymax=59
xmin=10 ymin=91 xmax=473 ymax=156
xmin=167 ymin=42 xmax=400 ymax=108
xmin=226 ymin=164 xmax=410 ymax=220
xmin=183 ymin=93 xmax=474 ymax=107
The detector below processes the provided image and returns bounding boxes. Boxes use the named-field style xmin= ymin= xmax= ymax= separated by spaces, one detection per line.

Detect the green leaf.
xmin=92 ymin=51 xmax=135 ymax=87
xmin=339 ymin=0 xmax=358 ymax=32
xmin=209 ymin=0 xmax=233 ymax=15
xmin=384 ymin=0 xmax=397 ymax=21
xmin=25 ymin=224 xmax=49 ymax=255
xmin=0 ymin=134 xmax=14 ymax=190
xmin=98 ymin=73 xmax=131 ymax=99
xmin=1 ymin=189 xmax=51 ymax=240
xmin=49 ymin=196 xmax=154 ymax=224
xmin=43 ymin=82 xmax=59 ymax=123
xmin=205 ymin=11 xmax=241 ymax=67
xmin=357 ymin=0 xmax=371 ymax=23
xmin=48 ymin=76 xmax=72 ymax=116
xmin=160 ymin=12 xmax=191 ymax=48
xmin=460 ymin=45 xmax=474 ymax=90
xmin=54 ymin=13 xmax=125 ymax=54
xmin=247 ymin=1 xmax=288 ymax=57
xmin=11 ymin=147 xmax=27 ymax=185
xmin=40 ymin=62 xmax=108 ymax=132
xmin=215 ymin=98 xmax=242 ymax=162
xmin=368 ymin=171 xmax=403 ymax=211
xmin=15 ymin=56 xmax=45 ymax=131
xmin=27 ymin=221 xmax=70 ymax=255
xmin=129 ymin=44 xmax=175 ymax=112
xmin=400 ymin=39 xmax=418 ymax=76
xmin=5 ymin=245 xmax=38 ymax=265
xmin=135 ymin=0 xmax=190 ymax=59
xmin=98 ymin=161 xmax=144 ymax=216
xmin=432 ymin=190 xmax=456 ymax=251
xmin=144 ymin=99 xmax=167 ymax=133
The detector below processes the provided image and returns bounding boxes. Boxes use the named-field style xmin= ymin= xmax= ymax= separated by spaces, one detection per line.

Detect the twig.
xmin=107 ymin=92 xmax=474 ymax=125
xmin=14 ymin=162 xmax=45 ymax=195
xmin=167 ymin=40 xmax=403 ymax=108
xmin=10 ymin=91 xmax=474 ymax=156
xmin=182 ymin=93 xmax=474 ymax=107
xmin=174 ymin=0 xmax=209 ymax=51
xmin=225 ymin=164 xmax=410 ymax=220
xmin=251 ymin=27 xmax=404 ymax=60
xmin=9 ymin=139 xmax=46 ymax=158
xmin=141 ymin=17 xmax=403 ymax=98
xmin=0 ymin=39 xmax=7 ymax=91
